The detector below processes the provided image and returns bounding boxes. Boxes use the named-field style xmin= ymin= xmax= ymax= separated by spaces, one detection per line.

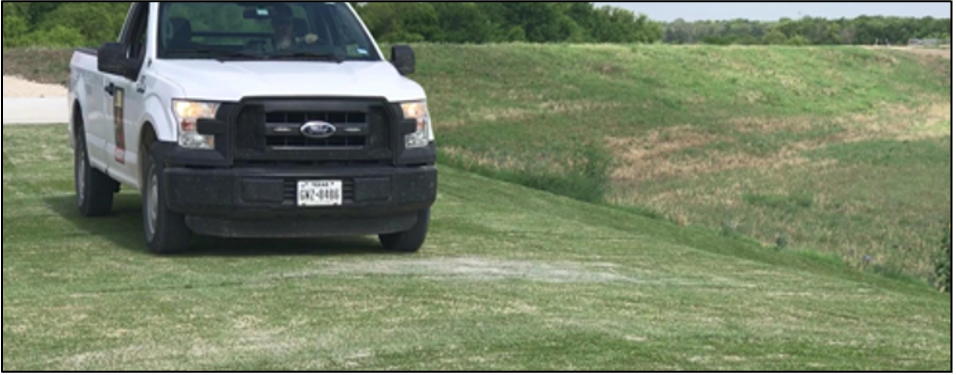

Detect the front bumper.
xmin=162 ymin=165 xmax=437 ymax=238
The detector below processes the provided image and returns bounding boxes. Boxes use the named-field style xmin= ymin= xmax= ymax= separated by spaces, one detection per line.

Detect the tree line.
xmin=665 ymin=16 xmax=952 ymax=46
xmin=2 ymin=2 xmax=950 ymax=49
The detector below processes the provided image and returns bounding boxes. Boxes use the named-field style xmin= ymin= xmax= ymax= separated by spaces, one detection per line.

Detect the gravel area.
xmin=3 ymin=75 xmax=68 ymax=98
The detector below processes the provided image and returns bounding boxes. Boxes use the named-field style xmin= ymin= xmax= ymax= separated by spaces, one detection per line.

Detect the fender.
xmin=68 ymin=67 xmax=89 ymax=150
xmin=69 ymin=100 xmax=81 ymax=150
xmin=126 ymin=93 xmax=176 ymax=188
xmin=140 ymin=93 xmax=176 ymax=143
xmin=139 ymin=67 xmax=186 ymax=145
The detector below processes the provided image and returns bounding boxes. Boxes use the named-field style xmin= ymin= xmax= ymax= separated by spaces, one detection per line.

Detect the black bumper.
xmin=162 ymin=165 xmax=437 ymax=238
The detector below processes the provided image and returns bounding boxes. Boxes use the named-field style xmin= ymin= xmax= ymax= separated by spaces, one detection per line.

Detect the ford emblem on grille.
xmin=300 ymin=121 xmax=337 ymax=139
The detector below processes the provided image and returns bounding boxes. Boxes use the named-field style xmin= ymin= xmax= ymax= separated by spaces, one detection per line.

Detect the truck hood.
xmin=151 ymin=60 xmax=427 ymax=103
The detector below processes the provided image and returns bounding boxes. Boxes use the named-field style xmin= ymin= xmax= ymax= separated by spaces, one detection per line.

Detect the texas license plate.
xmin=297 ymin=180 xmax=343 ymax=207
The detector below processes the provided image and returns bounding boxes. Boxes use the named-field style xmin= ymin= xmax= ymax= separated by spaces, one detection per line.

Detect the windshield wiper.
xmin=268 ymin=52 xmax=345 ymax=63
xmin=169 ymin=49 xmax=263 ymax=62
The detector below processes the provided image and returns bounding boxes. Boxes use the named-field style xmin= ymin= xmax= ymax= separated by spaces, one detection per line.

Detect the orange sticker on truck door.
xmin=113 ymin=87 xmax=126 ymax=164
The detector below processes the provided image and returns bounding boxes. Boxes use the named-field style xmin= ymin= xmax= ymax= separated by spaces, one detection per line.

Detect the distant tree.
xmin=432 ymin=3 xmax=495 ymax=43
xmin=658 ymin=14 xmax=950 ymax=46
xmin=2 ymin=2 xmax=22 ymax=17
xmin=506 ymin=25 xmax=527 ymax=42
xmin=2 ymin=19 xmax=28 ymax=48
xmin=3 ymin=2 xmax=949 ymax=48
xmin=762 ymin=29 xmax=787 ymax=45
xmin=20 ymin=2 xmax=64 ymax=27
xmin=23 ymin=25 xmax=88 ymax=47
xmin=786 ymin=34 xmax=811 ymax=46
xmin=587 ymin=6 xmax=662 ymax=43
xmin=357 ymin=2 xmax=440 ymax=43
xmin=33 ymin=2 xmax=130 ymax=46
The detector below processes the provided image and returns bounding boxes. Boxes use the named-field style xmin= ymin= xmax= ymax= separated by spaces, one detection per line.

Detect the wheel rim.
xmin=146 ymin=167 xmax=159 ymax=241
xmin=76 ymin=146 xmax=86 ymax=207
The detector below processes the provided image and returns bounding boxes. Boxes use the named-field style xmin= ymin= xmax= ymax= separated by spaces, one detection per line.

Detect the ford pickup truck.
xmin=69 ymin=2 xmax=437 ymax=254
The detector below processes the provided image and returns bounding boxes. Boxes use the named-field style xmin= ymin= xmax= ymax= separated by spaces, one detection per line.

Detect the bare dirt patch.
xmin=274 ymin=258 xmax=637 ymax=284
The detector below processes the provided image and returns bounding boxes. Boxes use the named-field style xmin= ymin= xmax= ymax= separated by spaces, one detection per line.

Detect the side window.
xmin=124 ymin=5 xmax=149 ymax=61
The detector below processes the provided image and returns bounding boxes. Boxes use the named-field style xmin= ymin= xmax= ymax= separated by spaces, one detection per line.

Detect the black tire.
xmin=75 ymin=125 xmax=117 ymax=217
xmin=141 ymin=143 xmax=192 ymax=254
xmin=379 ymin=210 xmax=431 ymax=253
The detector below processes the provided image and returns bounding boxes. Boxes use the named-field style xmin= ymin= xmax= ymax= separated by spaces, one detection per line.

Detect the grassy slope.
xmin=2 ymin=126 xmax=951 ymax=371
xmin=406 ymin=44 xmax=952 ymax=282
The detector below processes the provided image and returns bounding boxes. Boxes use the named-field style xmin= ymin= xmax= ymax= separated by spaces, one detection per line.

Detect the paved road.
xmin=2 ymin=97 xmax=69 ymax=125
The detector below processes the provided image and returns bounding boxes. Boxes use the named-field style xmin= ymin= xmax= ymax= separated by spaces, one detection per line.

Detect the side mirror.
xmin=390 ymin=45 xmax=415 ymax=76
xmin=97 ymin=42 xmax=130 ymax=77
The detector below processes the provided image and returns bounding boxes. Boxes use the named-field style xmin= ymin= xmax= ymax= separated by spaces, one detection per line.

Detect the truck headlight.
xmin=401 ymin=101 xmax=433 ymax=149
xmin=172 ymin=100 xmax=220 ymax=150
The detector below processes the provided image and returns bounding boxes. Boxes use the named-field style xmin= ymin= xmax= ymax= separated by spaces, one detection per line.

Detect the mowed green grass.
xmin=2 ymin=126 xmax=951 ymax=371
xmin=3 ymin=45 xmax=951 ymax=281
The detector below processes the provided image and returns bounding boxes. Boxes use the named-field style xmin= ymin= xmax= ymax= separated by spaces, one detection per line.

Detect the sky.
xmin=595 ymin=2 xmax=953 ymax=22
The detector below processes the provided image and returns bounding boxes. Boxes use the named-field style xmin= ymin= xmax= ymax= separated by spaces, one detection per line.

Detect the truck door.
xmin=80 ymin=60 xmax=110 ymax=169
xmin=103 ymin=2 xmax=150 ymax=185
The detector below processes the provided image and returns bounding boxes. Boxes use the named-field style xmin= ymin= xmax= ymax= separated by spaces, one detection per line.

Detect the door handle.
xmin=104 ymin=83 xmax=116 ymax=96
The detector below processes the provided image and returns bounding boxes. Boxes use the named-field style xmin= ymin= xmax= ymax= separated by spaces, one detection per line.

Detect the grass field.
xmin=404 ymin=44 xmax=952 ymax=283
xmin=2 ymin=125 xmax=952 ymax=371
xmin=2 ymin=44 xmax=952 ymax=370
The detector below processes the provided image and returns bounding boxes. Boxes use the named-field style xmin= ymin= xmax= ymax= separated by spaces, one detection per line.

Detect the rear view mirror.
xmin=243 ymin=8 xmax=270 ymax=20
xmin=391 ymin=45 xmax=415 ymax=76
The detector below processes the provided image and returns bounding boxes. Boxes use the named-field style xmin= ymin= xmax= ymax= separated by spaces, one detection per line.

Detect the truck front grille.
xmin=231 ymin=98 xmax=394 ymax=162
xmin=266 ymin=135 xmax=366 ymax=148
xmin=265 ymin=111 xmax=367 ymax=149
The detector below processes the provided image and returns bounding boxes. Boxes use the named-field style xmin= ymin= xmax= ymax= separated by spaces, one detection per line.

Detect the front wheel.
xmin=142 ymin=145 xmax=192 ymax=254
xmin=379 ymin=210 xmax=431 ymax=253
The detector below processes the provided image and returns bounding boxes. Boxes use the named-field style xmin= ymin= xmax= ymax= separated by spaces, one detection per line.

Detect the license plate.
xmin=297 ymin=180 xmax=343 ymax=207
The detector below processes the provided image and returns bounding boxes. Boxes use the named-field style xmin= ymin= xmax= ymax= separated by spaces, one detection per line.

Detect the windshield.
xmin=157 ymin=2 xmax=381 ymax=61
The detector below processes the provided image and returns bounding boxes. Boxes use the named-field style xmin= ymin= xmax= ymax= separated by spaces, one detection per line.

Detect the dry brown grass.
xmin=729 ymin=116 xmax=817 ymax=134
xmin=604 ymin=124 xmax=842 ymax=184
xmin=604 ymin=101 xmax=951 ymax=208
xmin=440 ymin=100 xmax=623 ymax=131
xmin=442 ymin=146 xmax=524 ymax=171
xmin=866 ymin=46 xmax=952 ymax=59
xmin=1 ymin=48 xmax=74 ymax=86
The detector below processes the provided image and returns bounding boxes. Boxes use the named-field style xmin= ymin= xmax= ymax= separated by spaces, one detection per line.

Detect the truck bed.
xmin=75 ymin=47 xmax=98 ymax=56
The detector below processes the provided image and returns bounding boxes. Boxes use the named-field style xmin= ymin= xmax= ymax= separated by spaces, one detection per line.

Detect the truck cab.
xmin=68 ymin=2 xmax=437 ymax=254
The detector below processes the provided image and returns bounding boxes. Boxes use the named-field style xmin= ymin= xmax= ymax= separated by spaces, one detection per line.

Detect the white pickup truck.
xmin=69 ymin=2 xmax=437 ymax=254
